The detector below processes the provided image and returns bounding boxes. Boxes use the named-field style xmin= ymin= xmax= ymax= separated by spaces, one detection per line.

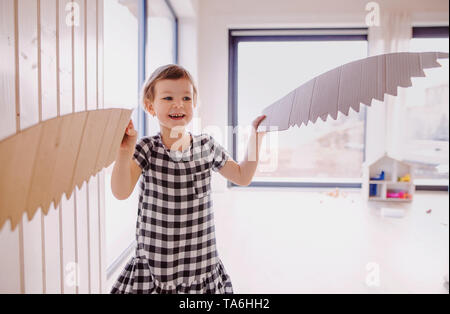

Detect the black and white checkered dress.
xmin=110 ymin=131 xmax=234 ymax=294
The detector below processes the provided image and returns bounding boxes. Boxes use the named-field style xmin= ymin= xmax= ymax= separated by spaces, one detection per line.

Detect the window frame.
xmin=137 ymin=0 xmax=147 ymax=137
xmin=163 ymin=0 xmax=179 ymax=64
xmin=228 ymin=28 xmax=369 ymax=189
xmin=410 ymin=26 xmax=449 ymax=192
xmin=137 ymin=0 xmax=178 ymax=138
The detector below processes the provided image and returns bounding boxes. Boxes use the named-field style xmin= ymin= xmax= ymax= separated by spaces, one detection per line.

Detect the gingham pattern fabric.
xmin=110 ymin=131 xmax=234 ymax=294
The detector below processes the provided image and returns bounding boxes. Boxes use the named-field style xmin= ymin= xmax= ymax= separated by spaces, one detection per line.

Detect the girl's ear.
xmin=144 ymin=99 xmax=156 ymax=117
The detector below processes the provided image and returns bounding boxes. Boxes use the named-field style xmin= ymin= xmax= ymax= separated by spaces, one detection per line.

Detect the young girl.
xmin=110 ymin=64 xmax=266 ymax=294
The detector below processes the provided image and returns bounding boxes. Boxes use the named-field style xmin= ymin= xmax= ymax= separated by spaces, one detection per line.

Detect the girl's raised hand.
xmin=252 ymin=114 xmax=267 ymax=136
xmin=120 ymin=119 xmax=138 ymax=153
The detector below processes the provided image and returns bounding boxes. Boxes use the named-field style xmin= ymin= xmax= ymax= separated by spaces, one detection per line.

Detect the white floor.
xmin=213 ymin=188 xmax=449 ymax=294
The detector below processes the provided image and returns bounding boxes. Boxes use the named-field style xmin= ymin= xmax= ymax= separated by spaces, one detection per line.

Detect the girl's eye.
xmin=163 ymin=97 xmax=191 ymax=101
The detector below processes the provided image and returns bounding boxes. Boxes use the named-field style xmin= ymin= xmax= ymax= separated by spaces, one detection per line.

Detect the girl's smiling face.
xmin=145 ymin=78 xmax=195 ymax=130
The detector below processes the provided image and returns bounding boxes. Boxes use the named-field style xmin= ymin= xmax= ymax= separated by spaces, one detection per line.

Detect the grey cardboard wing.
xmin=257 ymin=51 xmax=448 ymax=134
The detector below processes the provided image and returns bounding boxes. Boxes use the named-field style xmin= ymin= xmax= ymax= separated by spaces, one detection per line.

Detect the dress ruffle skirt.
xmin=110 ymin=256 xmax=234 ymax=294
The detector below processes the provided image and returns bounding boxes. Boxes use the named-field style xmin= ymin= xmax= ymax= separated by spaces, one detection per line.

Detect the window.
xmin=230 ymin=29 xmax=368 ymax=187
xmin=104 ymin=0 xmax=140 ymax=272
xmin=403 ymin=27 xmax=449 ymax=185
xmin=145 ymin=0 xmax=178 ymax=135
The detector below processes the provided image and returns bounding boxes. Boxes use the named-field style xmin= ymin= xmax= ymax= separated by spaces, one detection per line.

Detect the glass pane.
xmin=145 ymin=0 xmax=176 ymax=135
xmin=104 ymin=0 xmax=139 ymax=110
xmin=237 ymin=40 xmax=368 ymax=181
xmin=405 ymin=37 xmax=449 ymax=181
xmin=104 ymin=0 xmax=140 ymax=269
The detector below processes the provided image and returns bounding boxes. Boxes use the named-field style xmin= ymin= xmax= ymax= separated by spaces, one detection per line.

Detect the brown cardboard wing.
xmin=257 ymin=52 xmax=449 ymax=132
xmin=0 ymin=108 xmax=133 ymax=230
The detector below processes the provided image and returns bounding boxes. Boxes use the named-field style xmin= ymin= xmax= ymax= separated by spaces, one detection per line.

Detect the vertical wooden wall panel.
xmin=97 ymin=0 xmax=104 ymax=113
xmin=74 ymin=0 xmax=94 ymax=293
xmin=0 ymin=0 xmax=17 ymax=141
xmin=98 ymin=171 xmax=107 ymax=293
xmin=0 ymin=0 xmax=21 ymax=294
xmin=21 ymin=213 xmax=43 ymax=293
xmin=88 ymin=175 xmax=100 ymax=294
xmin=76 ymin=184 xmax=90 ymax=293
xmin=40 ymin=0 xmax=61 ymax=294
xmin=43 ymin=204 xmax=61 ymax=293
xmin=60 ymin=193 xmax=77 ymax=293
xmin=40 ymin=0 xmax=58 ymax=121
xmin=73 ymin=0 xmax=86 ymax=112
xmin=97 ymin=0 xmax=107 ymax=293
xmin=86 ymin=0 xmax=101 ymax=293
xmin=86 ymin=0 xmax=97 ymax=111
xmin=17 ymin=0 xmax=44 ymax=294
xmin=72 ymin=2 xmax=87 ymax=293
xmin=0 ymin=222 xmax=21 ymax=293
xmin=58 ymin=0 xmax=73 ymax=116
xmin=0 ymin=0 xmax=106 ymax=294
xmin=18 ymin=0 xmax=39 ymax=130
xmin=58 ymin=0 xmax=79 ymax=294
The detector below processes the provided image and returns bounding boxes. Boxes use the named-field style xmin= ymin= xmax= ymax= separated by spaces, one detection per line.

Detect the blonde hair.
xmin=140 ymin=64 xmax=198 ymax=114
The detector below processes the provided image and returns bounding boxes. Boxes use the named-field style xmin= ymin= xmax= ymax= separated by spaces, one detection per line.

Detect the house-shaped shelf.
xmin=362 ymin=154 xmax=414 ymax=202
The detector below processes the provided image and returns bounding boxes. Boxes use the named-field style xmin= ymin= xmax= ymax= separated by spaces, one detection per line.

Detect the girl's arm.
xmin=218 ymin=115 xmax=267 ymax=186
xmin=111 ymin=120 xmax=142 ymax=200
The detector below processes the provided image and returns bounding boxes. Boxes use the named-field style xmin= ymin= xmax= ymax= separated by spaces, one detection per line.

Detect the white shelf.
xmin=369 ymin=197 xmax=413 ymax=202
xmin=363 ymin=154 xmax=415 ymax=202
xmin=369 ymin=180 xmax=411 ymax=184
xmin=386 ymin=197 xmax=413 ymax=202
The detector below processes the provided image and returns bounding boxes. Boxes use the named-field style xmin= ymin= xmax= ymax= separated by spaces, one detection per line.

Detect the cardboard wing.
xmin=257 ymin=52 xmax=449 ymax=133
xmin=0 ymin=108 xmax=133 ymax=230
